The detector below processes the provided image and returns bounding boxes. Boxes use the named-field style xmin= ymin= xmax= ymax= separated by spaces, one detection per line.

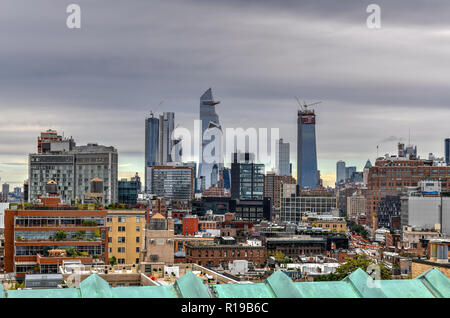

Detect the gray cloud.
xmin=1 ymin=0 xmax=450 ymax=187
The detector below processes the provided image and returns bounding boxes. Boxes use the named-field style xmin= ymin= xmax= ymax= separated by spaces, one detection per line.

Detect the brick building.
xmin=184 ymin=237 xmax=265 ymax=267
xmin=366 ymin=156 xmax=450 ymax=233
xmin=4 ymin=198 xmax=108 ymax=280
xmin=220 ymin=220 xmax=254 ymax=243
xmin=264 ymin=173 xmax=296 ymax=213
xmin=182 ymin=215 xmax=199 ymax=236
xmin=141 ymin=213 xmax=174 ymax=265
xmin=265 ymin=236 xmax=326 ymax=258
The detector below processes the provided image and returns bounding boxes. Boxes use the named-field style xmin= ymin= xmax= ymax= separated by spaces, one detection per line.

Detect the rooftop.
xmin=2 ymin=268 xmax=449 ymax=298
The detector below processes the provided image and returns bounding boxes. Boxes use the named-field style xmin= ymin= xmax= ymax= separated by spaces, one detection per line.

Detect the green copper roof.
xmin=1 ymin=267 xmax=449 ymax=298
xmin=378 ymin=280 xmax=434 ymax=298
xmin=342 ymin=268 xmax=387 ymax=298
xmin=173 ymin=271 xmax=211 ymax=298
xmin=264 ymin=271 xmax=302 ymax=298
xmin=416 ymin=268 xmax=450 ymax=298
xmin=7 ymin=288 xmax=81 ymax=298
xmin=111 ymin=285 xmax=179 ymax=298
xmin=294 ymin=281 xmax=360 ymax=298
xmin=79 ymin=273 xmax=113 ymax=298
xmin=212 ymin=282 xmax=277 ymax=298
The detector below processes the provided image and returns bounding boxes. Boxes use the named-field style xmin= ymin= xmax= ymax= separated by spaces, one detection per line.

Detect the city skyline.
xmin=2 ymin=1 xmax=450 ymax=188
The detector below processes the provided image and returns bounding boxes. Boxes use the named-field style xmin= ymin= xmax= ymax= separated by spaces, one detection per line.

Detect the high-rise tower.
xmin=445 ymin=138 xmax=450 ymax=166
xmin=275 ymin=138 xmax=291 ymax=176
xmin=336 ymin=160 xmax=346 ymax=185
xmin=145 ymin=112 xmax=159 ymax=192
xmin=158 ymin=112 xmax=175 ymax=165
xmin=199 ymin=88 xmax=223 ymax=189
xmin=297 ymin=105 xmax=319 ymax=189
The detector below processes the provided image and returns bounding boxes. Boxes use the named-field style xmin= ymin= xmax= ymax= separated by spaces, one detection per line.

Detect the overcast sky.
xmin=1 ymin=0 xmax=450 ymax=188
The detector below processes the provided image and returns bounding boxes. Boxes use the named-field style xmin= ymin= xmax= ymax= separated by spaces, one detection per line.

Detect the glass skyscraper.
xmin=158 ymin=112 xmax=175 ymax=165
xmin=145 ymin=112 xmax=159 ymax=192
xmin=336 ymin=160 xmax=346 ymax=185
xmin=147 ymin=165 xmax=194 ymax=200
xmin=275 ymin=138 xmax=291 ymax=176
xmin=231 ymin=152 xmax=265 ymax=200
xmin=446 ymin=138 xmax=450 ymax=166
xmin=199 ymin=88 xmax=223 ymax=189
xmin=297 ymin=109 xmax=319 ymax=189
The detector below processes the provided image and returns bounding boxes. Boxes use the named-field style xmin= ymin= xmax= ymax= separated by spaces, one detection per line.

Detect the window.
xmin=107 ymin=217 xmax=112 ymax=223
xmin=108 ymin=237 xmax=112 ymax=243
xmin=118 ymin=247 xmax=125 ymax=253
xmin=136 ymin=237 xmax=140 ymax=243
xmin=118 ymin=226 xmax=126 ymax=232
xmin=136 ymin=216 xmax=141 ymax=223
xmin=136 ymin=226 xmax=140 ymax=232
xmin=136 ymin=258 xmax=140 ymax=264
xmin=118 ymin=217 xmax=126 ymax=223
xmin=118 ymin=237 xmax=126 ymax=243
xmin=118 ymin=258 xmax=125 ymax=264
xmin=136 ymin=247 xmax=140 ymax=253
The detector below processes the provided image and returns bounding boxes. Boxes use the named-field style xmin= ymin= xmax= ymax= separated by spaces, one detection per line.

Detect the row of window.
xmin=106 ymin=216 xmax=142 ymax=223
xmin=109 ymin=247 xmax=140 ymax=253
xmin=108 ymin=237 xmax=140 ymax=243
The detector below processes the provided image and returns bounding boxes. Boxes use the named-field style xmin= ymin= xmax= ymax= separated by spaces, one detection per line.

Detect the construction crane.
xmin=295 ymin=96 xmax=322 ymax=112
xmin=150 ymin=100 xmax=164 ymax=116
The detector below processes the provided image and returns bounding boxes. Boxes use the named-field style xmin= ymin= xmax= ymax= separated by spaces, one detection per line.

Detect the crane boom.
xmin=294 ymin=97 xmax=322 ymax=111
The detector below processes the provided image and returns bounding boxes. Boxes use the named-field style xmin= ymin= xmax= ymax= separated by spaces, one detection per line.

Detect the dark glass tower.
xmin=297 ymin=109 xmax=318 ymax=189
xmin=446 ymin=138 xmax=450 ymax=166
xmin=145 ymin=112 xmax=159 ymax=192
xmin=230 ymin=153 xmax=264 ymax=200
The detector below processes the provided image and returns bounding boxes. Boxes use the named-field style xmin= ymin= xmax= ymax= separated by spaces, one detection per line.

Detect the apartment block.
xmin=4 ymin=198 xmax=108 ymax=280
xmin=29 ymin=135 xmax=118 ymax=205
xmin=106 ymin=210 xmax=146 ymax=265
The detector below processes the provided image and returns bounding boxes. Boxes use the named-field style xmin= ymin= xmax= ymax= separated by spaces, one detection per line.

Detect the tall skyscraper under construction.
xmin=199 ymin=88 xmax=223 ymax=189
xmin=297 ymin=103 xmax=319 ymax=189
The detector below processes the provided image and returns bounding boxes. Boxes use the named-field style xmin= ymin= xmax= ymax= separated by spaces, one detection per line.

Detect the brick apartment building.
xmin=220 ymin=219 xmax=254 ymax=243
xmin=184 ymin=237 xmax=265 ymax=267
xmin=366 ymin=157 xmax=450 ymax=232
xmin=264 ymin=173 xmax=296 ymax=211
xmin=266 ymin=236 xmax=326 ymax=258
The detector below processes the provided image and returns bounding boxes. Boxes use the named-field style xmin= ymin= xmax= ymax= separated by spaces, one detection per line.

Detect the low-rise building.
xmin=265 ymin=236 xmax=326 ymax=258
xmin=302 ymin=214 xmax=347 ymax=232
xmin=141 ymin=214 xmax=174 ymax=265
xmin=184 ymin=237 xmax=265 ymax=267
xmin=412 ymin=239 xmax=450 ymax=278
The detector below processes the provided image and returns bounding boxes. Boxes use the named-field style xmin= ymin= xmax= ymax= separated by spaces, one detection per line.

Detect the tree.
xmin=55 ymin=230 xmax=67 ymax=241
xmin=347 ymin=220 xmax=369 ymax=240
xmin=109 ymin=256 xmax=117 ymax=266
xmin=75 ymin=230 xmax=86 ymax=240
xmin=267 ymin=251 xmax=285 ymax=263
xmin=314 ymin=255 xmax=391 ymax=281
